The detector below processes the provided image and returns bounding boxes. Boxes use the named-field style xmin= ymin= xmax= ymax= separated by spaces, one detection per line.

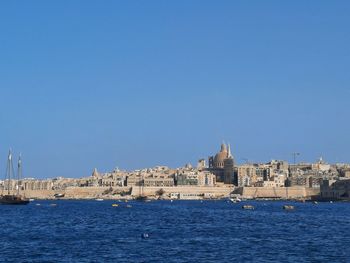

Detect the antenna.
xmin=292 ymin=152 xmax=300 ymax=165
xmin=291 ymin=152 xmax=300 ymax=175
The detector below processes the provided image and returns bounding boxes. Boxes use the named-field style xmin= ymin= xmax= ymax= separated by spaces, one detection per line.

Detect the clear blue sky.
xmin=0 ymin=1 xmax=349 ymax=179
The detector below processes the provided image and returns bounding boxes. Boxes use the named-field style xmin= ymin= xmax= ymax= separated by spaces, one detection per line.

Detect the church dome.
xmin=213 ymin=144 xmax=228 ymax=168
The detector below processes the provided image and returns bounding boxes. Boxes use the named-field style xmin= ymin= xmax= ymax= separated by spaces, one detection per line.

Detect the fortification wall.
xmin=234 ymin=187 xmax=319 ymax=199
xmin=131 ymin=186 xmax=233 ymax=197
xmin=18 ymin=186 xmax=319 ymax=200
xmin=20 ymin=187 xmax=131 ymax=199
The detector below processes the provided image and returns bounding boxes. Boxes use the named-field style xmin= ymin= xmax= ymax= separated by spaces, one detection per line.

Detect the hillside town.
xmin=1 ymin=143 xmax=350 ymax=201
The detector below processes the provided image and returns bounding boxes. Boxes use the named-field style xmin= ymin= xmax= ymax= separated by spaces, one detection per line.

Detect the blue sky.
xmin=0 ymin=1 xmax=349 ymax=178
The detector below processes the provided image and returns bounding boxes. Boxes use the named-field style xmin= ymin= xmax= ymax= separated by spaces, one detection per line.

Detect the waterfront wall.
xmin=131 ymin=186 xmax=233 ymax=197
xmin=18 ymin=186 xmax=319 ymax=200
xmin=20 ymin=187 xmax=130 ymax=199
xmin=234 ymin=187 xmax=320 ymax=199
xmin=20 ymin=186 xmax=233 ymax=199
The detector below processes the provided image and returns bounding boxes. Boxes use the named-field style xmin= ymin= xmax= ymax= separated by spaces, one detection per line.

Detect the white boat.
xmin=95 ymin=198 xmax=104 ymax=201
xmin=230 ymin=197 xmax=242 ymax=203
xmin=29 ymin=199 xmax=35 ymax=202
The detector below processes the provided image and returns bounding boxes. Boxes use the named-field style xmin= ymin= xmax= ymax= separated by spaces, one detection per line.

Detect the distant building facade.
xmin=207 ymin=143 xmax=235 ymax=184
xmin=320 ymin=179 xmax=350 ymax=200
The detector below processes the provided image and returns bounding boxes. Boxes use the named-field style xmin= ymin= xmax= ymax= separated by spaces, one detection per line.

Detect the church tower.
xmin=224 ymin=143 xmax=234 ymax=184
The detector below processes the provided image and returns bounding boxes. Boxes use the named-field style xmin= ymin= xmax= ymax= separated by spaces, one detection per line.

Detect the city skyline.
xmin=0 ymin=144 xmax=346 ymax=179
xmin=1 ymin=1 xmax=349 ymax=178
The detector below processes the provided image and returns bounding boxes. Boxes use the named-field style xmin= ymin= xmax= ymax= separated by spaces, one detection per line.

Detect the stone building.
xmin=237 ymin=164 xmax=257 ymax=187
xmin=320 ymin=179 xmax=350 ymax=200
xmin=126 ymin=174 xmax=142 ymax=186
xmin=175 ymin=169 xmax=216 ymax=187
xmin=22 ymin=179 xmax=54 ymax=190
xmin=286 ymin=158 xmax=339 ymax=187
xmin=197 ymin=159 xmax=206 ymax=170
xmin=207 ymin=143 xmax=235 ymax=184
xmin=143 ymin=177 xmax=174 ymax=187
xmin=88 ymin=168 xmax=127 ymax=187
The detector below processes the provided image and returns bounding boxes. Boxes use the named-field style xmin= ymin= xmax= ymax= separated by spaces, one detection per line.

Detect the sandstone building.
xmin=207 ymin=143 xmax=235 ymax=184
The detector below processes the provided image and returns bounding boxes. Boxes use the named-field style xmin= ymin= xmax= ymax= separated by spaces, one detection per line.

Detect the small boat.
xmin=95 ymin=198 xmax=104 ymax=201
xmin=141 ymin=233 xmax=149 ymax=239
xmin=112 ymin=204 xmax=119 ymax=207
xmin=313 ymin=201 xmax=318 ymax=205
xmin=242 ymin=205 xmax=255 ymax=210
xmin=230 ymin=197 xmax=242 ymax=203
xmin=126 ymin=204 xmax=132 ymax=208
xmin=54 ymin=193 xmax=65 ymax=198
xmin=29 ymin=199 xmax=35 ymax=202
xmin=135 ymin=195 xmax=148 ymax=201
xmin=283 ymin=205 xmax=295 ymax=210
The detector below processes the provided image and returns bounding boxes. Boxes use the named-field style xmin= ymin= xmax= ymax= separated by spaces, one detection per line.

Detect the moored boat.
xmin=283 ymin=205 xmax=295 ymax=210
xmin=54 ymin=193 xmax=65 ymax=198
xmin=135 ymin=195 xmax=148 ymax=201
xmin=0 ymin=151 xmax=29 ymax=205
xmin=230 ymin=197 xmax=242 ymax=203
xmin=0 ymin=194 xmax=29 ymax=205
xmin=242 ymin=205 xmax=255 ymax=210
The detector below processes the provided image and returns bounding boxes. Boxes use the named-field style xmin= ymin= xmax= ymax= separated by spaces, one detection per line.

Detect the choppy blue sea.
xmin=0 ymin=200 xmax=349 ymax=263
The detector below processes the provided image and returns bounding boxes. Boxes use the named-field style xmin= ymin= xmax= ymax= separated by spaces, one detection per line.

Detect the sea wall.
xmin=233 ymin=187 xmax=320 ymax=199
xmin=20 ymin=187 xmax=131 ymax=200
xmin=18 ymin=186 xmax=319 ymax=200
xmin=131 ymin=186 xmax=233 ymax=198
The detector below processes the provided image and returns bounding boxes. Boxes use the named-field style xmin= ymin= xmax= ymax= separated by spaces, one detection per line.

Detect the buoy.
xmin=141 ymin=233 xmax=149 ymax=239
xmin=283 ymin=205 xmax=295 ymax=210
xmin=330 ymin=201 xmax=333 ymax=204
xmin=112 ymin=204 xmax=119 ymax=207
xmin=242 ymin=205 xmax=254 ymax=210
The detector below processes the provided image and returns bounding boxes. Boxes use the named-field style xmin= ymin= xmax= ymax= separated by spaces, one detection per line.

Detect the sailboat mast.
xmin=17 ymin=154 xmax=22 ymax=196
xmin=6 ymin=150 xmax=12 ymax=195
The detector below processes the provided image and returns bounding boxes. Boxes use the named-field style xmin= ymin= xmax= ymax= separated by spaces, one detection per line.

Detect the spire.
xmin=18 ymin=153 xmax=22 ymax=168
xmin=220 ymin=142 xmax=227 ymax=152
xmin=228 ymin=143 xmax=232 ymax=158
xmin=8 ymin=149 xmax=12 ymax=161
xmin=92 ymin=168 xmax=99 ymax=177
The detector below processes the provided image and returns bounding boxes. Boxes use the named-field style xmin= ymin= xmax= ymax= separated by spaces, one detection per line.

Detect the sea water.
xmin=0 ymin=200 xmax=349 ymax=262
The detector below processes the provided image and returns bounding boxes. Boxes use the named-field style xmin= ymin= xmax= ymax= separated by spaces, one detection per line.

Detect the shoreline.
xmin=16 ymin=185 xmax=321 ymax=200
